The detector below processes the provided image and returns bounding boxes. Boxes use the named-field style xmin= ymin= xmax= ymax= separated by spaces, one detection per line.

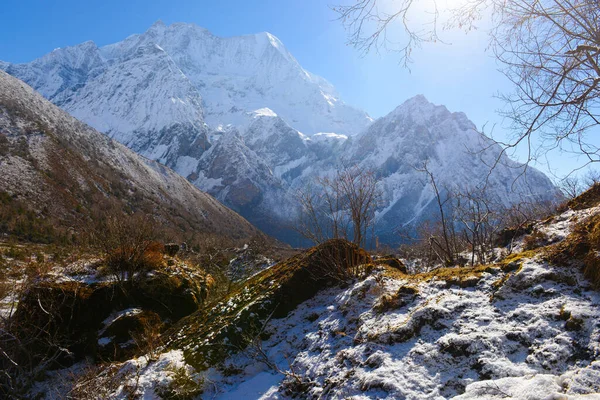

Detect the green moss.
xmin=385 ymin=263 xmax=500 ymax=287
xmin=376 ymin=256 xmax=407 ymax=273
xmin=157 ymin=366 xmax=204 ymax=400
xmin=500 ymin=250 xmax=539 ymax=266
xmin=165 ymin=239 xmax=372 ymax=370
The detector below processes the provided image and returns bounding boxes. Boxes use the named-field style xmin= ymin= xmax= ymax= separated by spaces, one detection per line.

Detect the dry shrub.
xmin=583 ymin=253 xmax=600 ymax=289
xmin=129 ymin=312 xmax=164 ymax=361
xmin=562 ymin=183 xmax=600 ymax=211
xmin=156 ymin=365 xmax=204 ymax=399
xmin=68 ymin=363 xmax=129 ymax=400
xmin=307 ymin=239 xmax=372 ymax=282
xmin=0 ymin=279 xmax=96 ymax=396
xmin=546 ymin=213 xmax=600 ymax=289
xmin=92 ymin=213 xmax=163 ymax=284
xmin=523 ymin=230 xmax=549 ymax=250
xmin=105 ymin=242 xmax=164 ymax=283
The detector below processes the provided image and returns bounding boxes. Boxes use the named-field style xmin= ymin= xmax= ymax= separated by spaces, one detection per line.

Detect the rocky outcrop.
xmin=166 ymin=239 xmax=372 ymax=370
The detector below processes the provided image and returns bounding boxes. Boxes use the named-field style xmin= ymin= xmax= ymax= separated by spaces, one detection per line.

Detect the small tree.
xmin=296 ymin=163 xmax=381 ymax=248
xmin=417 ymin=162 xmax=458 ymax=266
xmin=453 ymin=187 xmax=503 ymax=265
xmin=90 ymin=212 xmax=161 ymax=285
xmin=559 ymin=176 xmax=585 ymax=200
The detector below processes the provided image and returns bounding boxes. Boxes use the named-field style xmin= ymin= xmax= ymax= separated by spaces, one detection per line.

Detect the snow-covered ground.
xmin=202 ymin=256 xmax=600 ymax=399
xmin=31 ymin=207 xmax=600 ymax=399
xmin=205 ymin=207 xmax=600 ymax=399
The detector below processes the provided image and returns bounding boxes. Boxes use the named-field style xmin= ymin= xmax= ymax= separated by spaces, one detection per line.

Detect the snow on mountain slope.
xmin=2 ymin=40 xmax=105 ymax=102
xmin=0 ymin=70 xmax=265 ymax=244
xmin=340 ymin=95 xmax=559 ymax=242
xmin=58 ymin=41 xmax=211 ymax=170
xmin=103 ymin=21 xmax=372 ymax=136
xmin=3 ymin=21 xmax=371 ymax=139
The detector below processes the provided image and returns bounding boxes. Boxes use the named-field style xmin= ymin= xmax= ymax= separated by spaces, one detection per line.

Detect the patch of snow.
xmin=252 ymin=108 xmax=278 ymax=118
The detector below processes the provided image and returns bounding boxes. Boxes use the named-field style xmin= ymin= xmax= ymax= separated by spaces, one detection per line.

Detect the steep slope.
xmin=59 ymin=42 xmax=211 ymax=169
xmin=0 ymin=70 xmax=265 ymax=244
xmin=192 ymin=129 xmax=293 ymax=239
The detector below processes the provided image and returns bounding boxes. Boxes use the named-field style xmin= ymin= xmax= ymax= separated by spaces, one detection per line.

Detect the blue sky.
xmin=0 ymin=0 xmax=595 ymax=179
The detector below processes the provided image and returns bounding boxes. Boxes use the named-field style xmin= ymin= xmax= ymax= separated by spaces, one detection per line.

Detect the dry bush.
xmin=561 ymin=183 xmax=600 ymax=212
xmin=583 ymin=220 xmax=600 ymax=289
xmin=91 ymin=212 xmax=162 ymax=284
xmin=546 ymin=213 xmax=600 ymax=289
xmin=131 ymin=314 xmax=164 ymax=361
xmin=156 ymin=365 xmax=204 ymax=400
xmin=523 ymin=230 xmax=549 ymax=251
xmin=295 ymin=163 xmax=381 ymax=248
xmin=68 ymin=363 xmax=130 ymax=400
xmin=305 ymin=239 xmax=372 ymax=283
xmin=0 ymin=278 xmax=90 ymax=397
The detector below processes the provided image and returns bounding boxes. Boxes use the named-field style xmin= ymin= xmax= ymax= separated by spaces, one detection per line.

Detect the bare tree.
xmin=416 ymin=162 xmax=458 ymax=266
xmin=559 ymin=175 xmax=585 ymax=199
xmin=492 ymin=0 xmax=600 ymax=166
xmin=89 ymin=211 xmax=160 ymax=286
xmin=334 ymin=0 xmax=600 ymax=169
xmin=338 ymin=165 xmax=381 ymax=248
xmin=296 ymin=179 xmax=350 ymax=245
xmin=296 ymin=164 xmax=381 ymax=248
xmin=583 ymin=168 xmax=600 ymax=187
xmin=404 ymin=163 xmax=554 ymax=268
xmin=453 ymin=187 xmax=504 ymax=265
xmin=333 ymin=0 xmax=444 ymax=67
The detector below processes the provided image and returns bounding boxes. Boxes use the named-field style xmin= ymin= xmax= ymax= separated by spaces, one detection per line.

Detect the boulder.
xmin=164 ymin=243 xmax=180 ymax=257
xmin=166 ymin=239 xmax=372 ymax=370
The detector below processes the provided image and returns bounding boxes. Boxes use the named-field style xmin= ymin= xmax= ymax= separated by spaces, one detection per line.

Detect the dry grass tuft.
xmin=562 ymin=183 xmax=600 ymax=211
xmin=544 ymin=213 xmax=600 ymax=289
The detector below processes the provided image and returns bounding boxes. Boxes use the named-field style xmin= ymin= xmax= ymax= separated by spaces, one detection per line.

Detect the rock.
xmin=98 ymin=309 xmax=162 ymax=361
xmin=8 ymin=266 xmax=206 ymax=367
xmin=166 ymin=239 xmax=372 ymax=370
xmin=165 ymin=243 xmax=180 ymax=257
xmin=376 ymin=255 xmax=407 ymax=274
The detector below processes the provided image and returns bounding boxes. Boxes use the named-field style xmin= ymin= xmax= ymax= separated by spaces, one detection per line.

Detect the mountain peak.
xmin=406 ymin=94 xmax=429 ymax=103
xmin=384 ymin=94 xmax=453 ymax=123
xmin=259 ymin=32 xmax=284 ymax=50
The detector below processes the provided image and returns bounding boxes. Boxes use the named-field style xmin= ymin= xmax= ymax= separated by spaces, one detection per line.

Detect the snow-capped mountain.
xmin=342 ymin=95 xmax=560 ymax=242
xmin=197 ymin=97 xmax=558 ymax=243
xmin=1 ymin=22 xmax=559 ymax=244
xmin=2 ymin=21 xmax=371 ymax=140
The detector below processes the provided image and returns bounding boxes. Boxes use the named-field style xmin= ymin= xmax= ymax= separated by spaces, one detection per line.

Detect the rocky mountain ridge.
xmin=1 ymin=22 xmax=559 ymax=244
